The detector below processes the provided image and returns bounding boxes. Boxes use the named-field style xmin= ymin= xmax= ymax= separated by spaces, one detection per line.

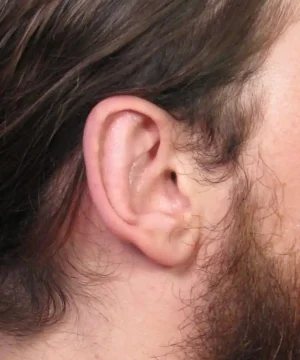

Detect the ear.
xmin=83 ymin=96 xmax=201 ymax=267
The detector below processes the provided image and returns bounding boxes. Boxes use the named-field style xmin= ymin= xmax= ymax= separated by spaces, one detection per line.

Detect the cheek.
xmin=265 ymin=97 xmax=300 ymax=213
xmin=249 ymin=65 xmax=300 ymax=253
xmin=262 ymin=112 xmax=300 ymax=216
xmin=244 ymin=115 xmax=300 ymax=259
xmin=244 ymin=23 xmax=300 ymax=254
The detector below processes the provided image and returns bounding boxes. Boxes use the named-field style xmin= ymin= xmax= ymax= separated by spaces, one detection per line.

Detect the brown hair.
xmin=0 ymin=0 xmax=291 ymax=337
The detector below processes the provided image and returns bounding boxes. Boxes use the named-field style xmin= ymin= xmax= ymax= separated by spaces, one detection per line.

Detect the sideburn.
xmin=184 ymin=179 xmax=300 ymax=360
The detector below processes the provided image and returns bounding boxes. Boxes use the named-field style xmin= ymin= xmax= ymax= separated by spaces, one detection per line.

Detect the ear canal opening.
xmin=170 ymin=171 xmax=177 ymax=184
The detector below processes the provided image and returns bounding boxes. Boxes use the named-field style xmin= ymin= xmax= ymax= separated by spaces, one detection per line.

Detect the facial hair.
xmin=182 ymin=181 xmax=300 ymax=360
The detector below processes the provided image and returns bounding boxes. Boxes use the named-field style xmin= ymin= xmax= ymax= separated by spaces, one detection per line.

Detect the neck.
xmin=1 ymin=239 xmax=198 ymax=360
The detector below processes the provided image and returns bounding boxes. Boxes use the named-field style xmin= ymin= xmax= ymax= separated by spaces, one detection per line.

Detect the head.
xmin=1 ymin=0 xmax=300 ymax=359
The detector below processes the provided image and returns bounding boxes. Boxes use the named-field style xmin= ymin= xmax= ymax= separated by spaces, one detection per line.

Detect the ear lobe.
xmin=83 ymin=96 xmax=200 ymax=267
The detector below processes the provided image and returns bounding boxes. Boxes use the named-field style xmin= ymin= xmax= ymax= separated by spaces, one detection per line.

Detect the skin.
xmin=3 ymin=11 xmax=300 ymax=360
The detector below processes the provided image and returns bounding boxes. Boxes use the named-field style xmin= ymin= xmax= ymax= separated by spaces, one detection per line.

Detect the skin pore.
xmin=2 ymin=4 xmax=300 ymax=360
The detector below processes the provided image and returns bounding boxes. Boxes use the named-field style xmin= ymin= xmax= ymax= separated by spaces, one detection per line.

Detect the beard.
xmin=181 ymin=179 xmax=300 ymax=360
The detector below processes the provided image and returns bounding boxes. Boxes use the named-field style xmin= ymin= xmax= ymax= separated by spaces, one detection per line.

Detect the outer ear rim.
xmin=83 ymin=97 xmax=141 ymax=240
xmin=83 ymin=95 xmax=174 ymax=236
